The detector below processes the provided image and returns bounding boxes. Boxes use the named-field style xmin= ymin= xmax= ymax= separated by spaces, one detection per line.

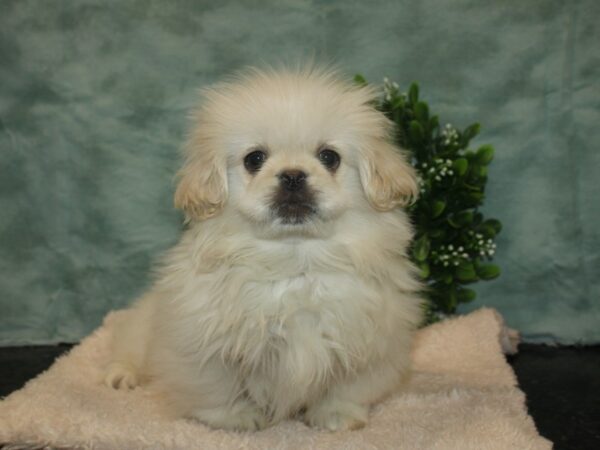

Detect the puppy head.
xmin=175 ymin=68 xmax=418 ymax=234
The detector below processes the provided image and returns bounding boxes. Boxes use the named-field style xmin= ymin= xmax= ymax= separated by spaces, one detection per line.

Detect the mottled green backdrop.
xmin=1 ymin=0 xmax=598 ymax=344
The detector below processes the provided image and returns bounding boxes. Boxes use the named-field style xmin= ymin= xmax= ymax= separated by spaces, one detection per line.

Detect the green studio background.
xmin=0 ymin=0 xmax=598 ymax=345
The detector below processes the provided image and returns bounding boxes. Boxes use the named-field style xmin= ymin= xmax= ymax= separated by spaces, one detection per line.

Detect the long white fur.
xmin=104 ymin=67 xmax=424 ymax=432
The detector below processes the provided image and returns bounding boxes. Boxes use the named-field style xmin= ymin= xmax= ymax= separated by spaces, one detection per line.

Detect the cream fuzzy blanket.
xmin=0 ymin=308 xmax=551 ymax=450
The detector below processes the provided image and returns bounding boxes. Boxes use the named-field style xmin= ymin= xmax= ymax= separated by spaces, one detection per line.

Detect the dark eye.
xmin=318 ymin=148 xmax=341 ymax=171
xmin=244 ymin=150 xmax=268 ymax=173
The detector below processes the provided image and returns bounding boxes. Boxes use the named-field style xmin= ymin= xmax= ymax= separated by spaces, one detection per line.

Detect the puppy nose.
xmin=278 ymin=169 xmax=307 ymax=192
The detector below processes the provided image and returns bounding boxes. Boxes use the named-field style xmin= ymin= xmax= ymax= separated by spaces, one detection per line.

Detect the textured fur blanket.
xmin=0 ymin=308 xmax=551 ymax=449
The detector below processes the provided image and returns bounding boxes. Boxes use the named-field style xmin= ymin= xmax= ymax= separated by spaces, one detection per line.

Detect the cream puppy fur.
xmin=104 ymin=67 xmax=423 ymax=432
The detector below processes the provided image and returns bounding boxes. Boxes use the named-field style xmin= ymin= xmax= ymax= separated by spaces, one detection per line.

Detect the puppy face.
xmin=175 ymin=68 xmax=418 ymax=236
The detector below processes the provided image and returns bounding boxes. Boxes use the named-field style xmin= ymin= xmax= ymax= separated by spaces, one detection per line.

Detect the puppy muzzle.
xmin=272 ymin=170 xmax=317 ymax=224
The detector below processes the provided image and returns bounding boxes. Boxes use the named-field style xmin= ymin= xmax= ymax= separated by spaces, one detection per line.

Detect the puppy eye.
xmin=318 ymin=148 xmax=341 ymax=171
xmin=244 ymin=150 xmax=268 ymax=173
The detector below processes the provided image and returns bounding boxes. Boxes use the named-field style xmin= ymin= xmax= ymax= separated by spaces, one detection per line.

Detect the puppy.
xmin=104 ymin=67 xmax=423 ymax=432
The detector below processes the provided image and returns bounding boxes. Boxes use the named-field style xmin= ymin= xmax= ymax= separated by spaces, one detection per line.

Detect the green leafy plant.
xmin=355 ymin=75 xmax=502 ymax=323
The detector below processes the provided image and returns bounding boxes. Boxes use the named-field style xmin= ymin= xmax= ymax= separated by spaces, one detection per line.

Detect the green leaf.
xmin=431 ymin=200 xmax=446 ymax=218
xmin=448 ymin=210 xmax=474 ymax=227
xmin=469 ymin=162 xmax=486 ymax=179
xmin=483 ymin=219 xmax=502 ymax=234
xmin=479 ymin=222 xmax=499 ymax=238
xmin=409 ymin=120 xmax=424 ymax=144
xmin=447 ymin=216 xmax=460 ymax=228
xmin=463 ymin=182 xmax=481 ymax=192
xmin=418 ymin=262 xmax=430 ymax=278
xmin=414 ymin=101 xmax=429 ymax=124
xmin=467 ymin=192 xmax=484 ymax=203
xmin=476 ymin=145 xmax=495 ymax=165
xmin=442 ymin=273 xmax=454 ymax=284
xmin=412 ymin=235 xmax=431 ymax=262
xmin=429 ymin=115 xmax=439 ymax=131
xmin=429 ymin=229 xmax=445 ymax=239
xmin=391 ymin=96 xmax=404 ymax=110
xmin=448 ymin=288 xmax=458 ymax=310
xmin=453 ymin=158 xmax=468 ymax=176
xmin=457 ymin=288 xmax=477 ymax=303
xmin=460 ymin=210 xmax=474 ymax=221
xmin=456 ymin=262 xmax=478 ymax=282
xmin=409 ymin=83 xmax=419 ymax=105
xmin=462 ymin=123 xmax=480 ymax=142
xmin=353 ymin=74 xmax=368 ymax=86
xmin=477 ymin=264 xmax=500 ymax=280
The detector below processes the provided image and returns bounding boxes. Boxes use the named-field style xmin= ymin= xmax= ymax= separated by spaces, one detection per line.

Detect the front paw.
xmin=189 ymin=400 xmax=269 ymax=432
xmin=104 ymin=362 xmax=139 ymax=390
xmin=305 ymin=399 xmax=368 ymax=431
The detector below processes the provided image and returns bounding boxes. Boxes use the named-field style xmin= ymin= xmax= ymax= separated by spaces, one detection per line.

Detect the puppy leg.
xmin=104 ymin=295 xmax=155 ymax=390
xmin=157 ymin=354 xmax=269 ymax=431
xmin=189 ymin=397 xmax=269 ymax=432
xmin=305 ymin=358 xmax=407 ymax=431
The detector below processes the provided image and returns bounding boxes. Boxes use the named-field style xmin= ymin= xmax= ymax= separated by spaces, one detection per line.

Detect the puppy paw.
xmin=305 ymin=400 xmax=368 ymax=431
xmin=190 ymin=400 xmax=268 ymax=432
xmin=104 ymin=362 xmax=139 ymax=390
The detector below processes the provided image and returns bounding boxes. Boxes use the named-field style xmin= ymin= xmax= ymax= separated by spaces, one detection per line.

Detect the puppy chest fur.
xmin=149 ymin=235 xmax=414 ymax=421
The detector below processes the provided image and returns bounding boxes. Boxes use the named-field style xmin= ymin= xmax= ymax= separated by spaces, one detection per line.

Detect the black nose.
xmin=278 ymin=170 xmax=307 ymax=192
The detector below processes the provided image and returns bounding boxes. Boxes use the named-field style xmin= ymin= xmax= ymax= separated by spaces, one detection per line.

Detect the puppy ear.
xmin=359 ymin=140 xmax=419 ymax=211
xmin=174 ymin=129 xmax=228 ymax=222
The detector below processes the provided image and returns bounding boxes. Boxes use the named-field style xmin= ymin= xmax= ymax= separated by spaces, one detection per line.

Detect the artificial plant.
xmin=355 ymin=75 xmax=502 ymax=323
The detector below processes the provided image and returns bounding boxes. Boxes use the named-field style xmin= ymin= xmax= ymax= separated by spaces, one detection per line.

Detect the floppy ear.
xmin=358 ymin=140 xmax=419 ymax=211
xmin=174 ymin=130 xmax=228 ymax=222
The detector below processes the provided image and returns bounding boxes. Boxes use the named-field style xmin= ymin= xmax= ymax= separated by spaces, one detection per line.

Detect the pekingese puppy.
xmin=104 ymin=67 xmax=423 ymax=432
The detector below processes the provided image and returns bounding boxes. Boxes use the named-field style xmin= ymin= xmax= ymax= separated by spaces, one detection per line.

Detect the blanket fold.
xmin=0 ymin=308 xmax=551 ymax=449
